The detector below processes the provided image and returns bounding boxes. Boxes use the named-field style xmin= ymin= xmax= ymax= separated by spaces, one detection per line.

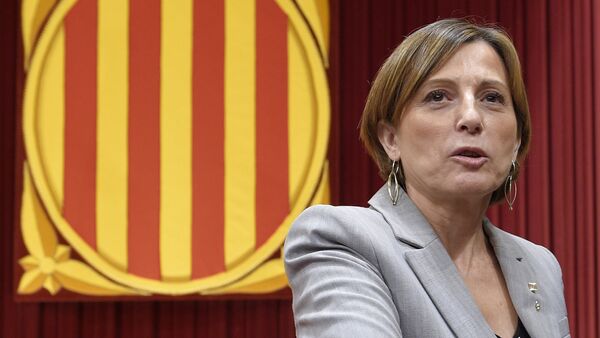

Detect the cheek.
xmin=484 ymin=118 xmax=519 ymax=180
xmin=493 ymin=118 xmax=519 ymax=156
xmin=397 ymin=117 xmax=447 ymax=162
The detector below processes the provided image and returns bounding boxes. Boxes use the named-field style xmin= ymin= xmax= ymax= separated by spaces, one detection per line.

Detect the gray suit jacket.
xmin=284 ymin=186 xmax=570 ymax=338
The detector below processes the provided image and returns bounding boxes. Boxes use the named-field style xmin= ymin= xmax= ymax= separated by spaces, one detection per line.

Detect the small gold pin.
xmin=528 ymin=282 xmax=538 ymax=293
xmin=535 ymin=300 xmax=541 ymax=311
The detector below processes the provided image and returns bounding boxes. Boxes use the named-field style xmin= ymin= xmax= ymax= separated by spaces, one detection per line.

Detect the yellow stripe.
xmin=96 ymin=0 xmax=129 ymax=270
xmin=315 ymin=0 xmax=330 ymax=56
xmin=22 ymin=0 xmax=59 ymax=68
xmin=37 ymin=25 xmax=64 ymax=209
xmin=21 ymin=0 xmax=38 ymax=64
xmin=224 ymin=0 xmax=256 ymax=268
xmin=288 ymin=25 xmax=315 ymax=207
xmin=296 ymin=0 xmax=328 ymax=63
xmin=160 ymin=0 xmax=193 ymax=280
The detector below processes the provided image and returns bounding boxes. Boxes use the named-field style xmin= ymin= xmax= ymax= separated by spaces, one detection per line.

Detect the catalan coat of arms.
xmin=18 ymin=0 xmax=330 ymax=296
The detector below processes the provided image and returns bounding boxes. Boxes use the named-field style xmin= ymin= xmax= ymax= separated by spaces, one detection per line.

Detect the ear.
xmin=512 ymin=138 xmax=521 ymax=161
xmin=377 ymin=121 xmax=401 ymax=160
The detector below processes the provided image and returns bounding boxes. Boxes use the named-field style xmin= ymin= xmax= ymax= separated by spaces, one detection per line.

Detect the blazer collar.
xmin=368 ymin=185 xmax=437 ymax=248
xmin=368 ymin=185 xmax=557 ymax=337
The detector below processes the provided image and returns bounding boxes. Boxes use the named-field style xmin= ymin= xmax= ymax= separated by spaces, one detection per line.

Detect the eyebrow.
xmin=422 ymin=78 xmax=510 ymax=91
xmin=479 ymin=79 xmax=510 ymax=90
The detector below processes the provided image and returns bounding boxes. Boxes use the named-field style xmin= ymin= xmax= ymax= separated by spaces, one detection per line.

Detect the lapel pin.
xmin=528 ymin=282 xmax=538 ymax=293
xmin=535 ymin=300 xmax=541 ymax=311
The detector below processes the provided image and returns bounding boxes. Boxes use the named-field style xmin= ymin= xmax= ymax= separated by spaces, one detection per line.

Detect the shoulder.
xmin=284 ymin=204 xmax=391 ymax=260
xmin=492 ymin=226 xmax=563 ymax=280
xmin=287 ymin=204 xmax=387 ymax=236
xmin=283 ymin=205 xmax=403 ymax=337
xmin=283 ymin=204 xmax=398 ymax=279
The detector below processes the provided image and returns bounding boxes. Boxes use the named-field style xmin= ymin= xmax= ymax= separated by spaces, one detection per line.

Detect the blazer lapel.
xmin=405 ymin=241 xmax=495 ymax=337
xmin=369 ymin=187 xmax=494 ymax=337
xmin=368 ymin=186 xmax=437 ymax=248
xmin=485 ymin=221 xmax=559 ymax=338
xmin=369 ymin=186 xmax=560 ymax=337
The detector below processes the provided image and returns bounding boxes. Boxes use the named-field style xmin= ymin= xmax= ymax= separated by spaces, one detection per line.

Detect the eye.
xmin=425 ymin=90 xmax=448 ymax=103
xmin=483 ymin=91 xmax=505 ymax=104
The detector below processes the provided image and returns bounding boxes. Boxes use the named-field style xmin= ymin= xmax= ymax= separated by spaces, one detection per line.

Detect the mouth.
xmin=451 ymin=147 xmax=488 ymax=158
xmin=451 ymin=147 xmax=488 ymax=169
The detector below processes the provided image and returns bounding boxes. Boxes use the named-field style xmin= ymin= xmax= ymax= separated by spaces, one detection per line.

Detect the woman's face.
xmin=385 ymin=41 xmax=520 ymax=201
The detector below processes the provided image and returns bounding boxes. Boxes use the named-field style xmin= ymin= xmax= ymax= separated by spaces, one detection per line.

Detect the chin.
xmin=446 ymin=176 xmax=499 ymax=198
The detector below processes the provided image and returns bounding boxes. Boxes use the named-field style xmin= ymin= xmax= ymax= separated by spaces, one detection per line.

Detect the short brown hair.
xmin=359 ymin=18 xmax=531 ymax=203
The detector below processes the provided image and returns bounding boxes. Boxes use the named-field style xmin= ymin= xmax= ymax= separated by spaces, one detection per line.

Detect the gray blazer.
xmin=284 ymin=186 xmax=570 ymax=338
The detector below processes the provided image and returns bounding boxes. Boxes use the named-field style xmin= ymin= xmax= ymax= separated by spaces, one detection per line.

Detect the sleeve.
xmin=540 ymin=246 xmax=569 ymax=317
xmin=539 ymin=246 xmax=571 ymax=336
xmin=283 ymin=205 xmax=402 ymax=338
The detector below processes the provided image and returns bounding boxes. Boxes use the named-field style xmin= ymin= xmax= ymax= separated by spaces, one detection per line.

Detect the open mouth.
xmin=451 ymin=147 xmax=488 ymax=169
xmin=452 ymin=147 xmax=487 ymax=158
xmin=457 ymin=150 xmax=482 ymax=158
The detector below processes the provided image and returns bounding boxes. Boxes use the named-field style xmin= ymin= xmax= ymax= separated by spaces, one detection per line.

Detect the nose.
xmin=456 ymin=96 xmax=483 ymax=134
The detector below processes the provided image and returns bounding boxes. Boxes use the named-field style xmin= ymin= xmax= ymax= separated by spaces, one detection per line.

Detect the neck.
xmin=405 ymin=184 xmax=491 ymax=262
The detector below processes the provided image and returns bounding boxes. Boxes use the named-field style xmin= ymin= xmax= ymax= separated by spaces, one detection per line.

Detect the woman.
xmin=284 ymin=19 xmax=570 ymax=338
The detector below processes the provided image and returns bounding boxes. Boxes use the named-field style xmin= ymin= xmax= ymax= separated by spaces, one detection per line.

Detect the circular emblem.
xmin=23 ymin=0 xmax=329 ymax=294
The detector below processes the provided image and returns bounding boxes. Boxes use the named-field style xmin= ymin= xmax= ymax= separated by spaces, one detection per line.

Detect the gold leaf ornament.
xmin=18 ymin=164 xmax=140 ymax=296
xmin=18 ymin=245 xmax=70 ymax=295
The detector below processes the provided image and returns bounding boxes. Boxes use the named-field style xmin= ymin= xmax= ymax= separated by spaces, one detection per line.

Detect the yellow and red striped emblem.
xmin=20 ymin=0 xmax=329 ymax=295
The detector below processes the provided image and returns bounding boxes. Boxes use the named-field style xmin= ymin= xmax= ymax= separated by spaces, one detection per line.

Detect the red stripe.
xmin=255 ymin=0 xmax=289 ymax=248
xmin=63 ymin=0 xmax=97 ymax=248
xmin=191 ymin=0 xmax=226 ymax=278
xmin=127 ymin=0 xmax=161 ymax=278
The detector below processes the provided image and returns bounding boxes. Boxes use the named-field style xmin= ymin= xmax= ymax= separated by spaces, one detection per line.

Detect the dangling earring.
xmin=504 ymin=160 xmax=518 ymax=210
xmin=387 ymin=160 xmax=400 ymax=205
